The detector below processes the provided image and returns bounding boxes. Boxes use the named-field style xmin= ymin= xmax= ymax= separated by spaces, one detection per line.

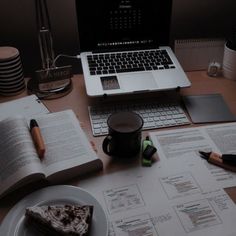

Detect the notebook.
xmin=75 ymin=0 xmax=191 ymax=97
xmin=0 ymin=95 xmax=49 ymax=121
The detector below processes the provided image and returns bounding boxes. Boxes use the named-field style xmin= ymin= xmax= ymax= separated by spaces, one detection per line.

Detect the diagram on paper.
xmin=111 ymin=213 xmax=159 ymax=236
xmin=159 ymin=172 xmax=202 ymax=199
xmin=103 ymin=184 xmax=145 ymax=215
xmin=173 ymin=198 xmax=222 ymax=233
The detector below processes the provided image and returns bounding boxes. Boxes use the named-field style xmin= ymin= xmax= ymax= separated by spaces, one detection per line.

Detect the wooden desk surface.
xmin=1 ymin=71 xmax=236 ymax=223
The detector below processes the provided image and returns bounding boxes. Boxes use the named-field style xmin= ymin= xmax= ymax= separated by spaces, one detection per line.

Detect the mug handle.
xmin=102 ymin=135 xmax=114 ymax=156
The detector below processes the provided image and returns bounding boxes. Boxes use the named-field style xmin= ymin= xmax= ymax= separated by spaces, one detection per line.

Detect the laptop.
xmin=75 ymin=0 xmax=191 ymax=97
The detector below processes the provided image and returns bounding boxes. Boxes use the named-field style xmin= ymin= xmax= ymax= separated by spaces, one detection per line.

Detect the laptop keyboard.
xmin=87 ymin=49 xmax=176 ymax=75
xmin=89 ymin=101 xmax=190 ymax=136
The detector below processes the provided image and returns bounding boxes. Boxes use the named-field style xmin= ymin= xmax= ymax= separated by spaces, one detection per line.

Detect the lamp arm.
xmin=35 ymin=0 xmax=55 ymax=69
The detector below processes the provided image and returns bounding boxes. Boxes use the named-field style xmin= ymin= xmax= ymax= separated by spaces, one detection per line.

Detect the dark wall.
xmin=171 ymin=0 xmax=236 ymax=41
xmin=1 ymin=0 xmax=236 ymax=75
xmin=0 ymin=0 xmax=80 ymax=76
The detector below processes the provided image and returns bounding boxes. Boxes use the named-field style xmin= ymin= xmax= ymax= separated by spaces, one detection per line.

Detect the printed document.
xmin=79 ymin=166 xmax=236 ymax=236
xmin=149 ymin=123 xmax=236 ymax=189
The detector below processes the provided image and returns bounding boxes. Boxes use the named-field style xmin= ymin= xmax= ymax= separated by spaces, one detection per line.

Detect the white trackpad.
xmin=118 ymin=72 xmax=157 ymax=91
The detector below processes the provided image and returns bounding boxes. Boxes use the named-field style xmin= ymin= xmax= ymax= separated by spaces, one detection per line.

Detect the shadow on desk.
xmin=0 ymin=180 xmax=49 ymax=206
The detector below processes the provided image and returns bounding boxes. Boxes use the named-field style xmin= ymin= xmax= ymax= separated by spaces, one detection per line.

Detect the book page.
xmin=34 ymin=110 xmax=101 ymax=180
xmin=0 ymin=117 xmax=45 ymax=197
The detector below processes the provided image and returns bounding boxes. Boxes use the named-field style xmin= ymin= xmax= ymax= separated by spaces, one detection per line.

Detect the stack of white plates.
xmin=0 ymin=46 xmax=25 ymax=96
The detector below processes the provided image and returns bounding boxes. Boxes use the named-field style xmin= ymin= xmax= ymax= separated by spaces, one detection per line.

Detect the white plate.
xmin=0 ymin=185 xmax=108 ymax=236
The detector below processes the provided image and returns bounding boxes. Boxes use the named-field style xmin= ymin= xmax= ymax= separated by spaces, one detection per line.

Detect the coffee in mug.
xmin=102 ymin=111 xmax=143 ymax=158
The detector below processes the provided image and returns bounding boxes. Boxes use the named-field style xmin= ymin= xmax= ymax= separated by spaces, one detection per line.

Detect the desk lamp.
xmin=27 ymin=0 xmax=72 ymax=99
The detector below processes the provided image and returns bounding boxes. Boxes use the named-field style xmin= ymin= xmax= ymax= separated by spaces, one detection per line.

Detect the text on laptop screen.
xmin=76 ymin=0 xmax=173 ymax=52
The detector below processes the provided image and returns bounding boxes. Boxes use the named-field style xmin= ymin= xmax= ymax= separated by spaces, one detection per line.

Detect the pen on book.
xmin=199 ymin=151 xmax=236 ymax=172
xmin=30 ymin=119 xmax=45 ymax=159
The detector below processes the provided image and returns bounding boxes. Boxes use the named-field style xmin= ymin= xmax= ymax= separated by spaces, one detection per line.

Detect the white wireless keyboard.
xmin=88 ymin=101 xmax=190 ymax=136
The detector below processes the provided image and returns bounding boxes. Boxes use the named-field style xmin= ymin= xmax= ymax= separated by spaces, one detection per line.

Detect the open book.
xmin=0 ymin=109 xmax=103 ymax=198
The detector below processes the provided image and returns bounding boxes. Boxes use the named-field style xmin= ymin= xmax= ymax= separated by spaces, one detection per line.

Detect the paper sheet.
xmin=79 ymin=122 xmax=236 ymax=236
xmin=149 ymin=123 xmax=236 ymax=189
xmin=0 ymin=95 xmax=49 ymax=121
xmin=79 ymin=166 xmax=236 ymax=236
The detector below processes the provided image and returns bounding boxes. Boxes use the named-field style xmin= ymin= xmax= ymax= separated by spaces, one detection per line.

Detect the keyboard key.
xmin=87 ymin=49 xmax=175 ymax=75
xmin=116 ymin=67 xmax=145 ymax=73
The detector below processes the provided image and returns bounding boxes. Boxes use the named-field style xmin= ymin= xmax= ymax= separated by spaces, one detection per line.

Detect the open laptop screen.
xmin=76 ymin=0 xmax=173 ymax=52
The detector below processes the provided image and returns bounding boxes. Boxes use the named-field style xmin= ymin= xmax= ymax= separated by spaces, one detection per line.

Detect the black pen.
xmin=199 ymin=151 xmax=236 ymax=172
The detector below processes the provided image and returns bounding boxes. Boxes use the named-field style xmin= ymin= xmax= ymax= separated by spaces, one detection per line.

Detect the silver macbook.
xmin=76 ymin=0 xmax=191 ymax=97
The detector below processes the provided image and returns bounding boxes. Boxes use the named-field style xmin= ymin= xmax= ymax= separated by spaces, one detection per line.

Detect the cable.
xmin=53 ymin=54 xmax=81 ymax=67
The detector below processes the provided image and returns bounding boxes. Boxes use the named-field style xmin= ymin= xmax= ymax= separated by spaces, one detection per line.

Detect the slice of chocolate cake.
xmin=25 ymin=204 xmax=93 ymax=236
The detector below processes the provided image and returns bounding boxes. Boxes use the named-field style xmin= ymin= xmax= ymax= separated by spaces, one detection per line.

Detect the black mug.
xmin=102 ymin=111 xmax=143 ymax=158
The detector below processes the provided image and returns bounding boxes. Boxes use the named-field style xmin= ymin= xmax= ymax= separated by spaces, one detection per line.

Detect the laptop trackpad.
xmin=118 ymin=72 xmax=157 ymax=91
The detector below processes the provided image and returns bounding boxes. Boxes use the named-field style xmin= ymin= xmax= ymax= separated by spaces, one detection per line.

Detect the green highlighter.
xmin=142 ymin=136 xmax=157 ymax=166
